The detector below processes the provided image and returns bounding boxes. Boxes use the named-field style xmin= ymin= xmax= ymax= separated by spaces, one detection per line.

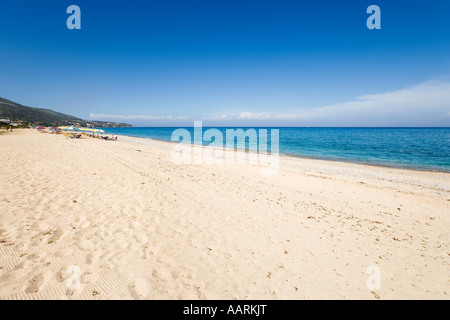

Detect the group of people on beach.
xmin=34 ymin=127 xmax=118 ymax=141
xmin=91 ymin=133 xmax=118 ymax=141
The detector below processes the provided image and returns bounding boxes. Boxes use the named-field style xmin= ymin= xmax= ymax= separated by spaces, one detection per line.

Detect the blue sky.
xmin=0 ymin=0 xmax=449 ymax=126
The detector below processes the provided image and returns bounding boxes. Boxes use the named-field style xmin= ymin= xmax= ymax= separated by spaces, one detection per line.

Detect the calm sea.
xmin=102 ymin=127 xmax=450 ymax=172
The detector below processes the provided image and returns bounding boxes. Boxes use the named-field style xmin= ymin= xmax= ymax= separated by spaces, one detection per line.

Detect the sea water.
xmin=102 ymin=127 xmax=450 ymax=172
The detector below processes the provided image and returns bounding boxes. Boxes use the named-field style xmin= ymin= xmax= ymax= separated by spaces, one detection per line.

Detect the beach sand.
xmin=0 ymin=129 xmax=448 ymax=299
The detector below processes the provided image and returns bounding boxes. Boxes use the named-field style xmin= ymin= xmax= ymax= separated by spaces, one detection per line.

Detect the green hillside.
xmin=0 ymin=97 xmax=131 ymax=128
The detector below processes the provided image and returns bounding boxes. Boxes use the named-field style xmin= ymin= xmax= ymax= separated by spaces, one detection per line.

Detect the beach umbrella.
xmin=79 ymin=128 xmax=105 ymax=133
xmin=79 ymin=127 xmax=93 ymax=132
xmin=64 ymin=126 xmax=79 ymax=131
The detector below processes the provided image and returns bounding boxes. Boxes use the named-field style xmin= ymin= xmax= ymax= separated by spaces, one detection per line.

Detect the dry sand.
xmin=0 ymin=129 xmax=448 ymax=299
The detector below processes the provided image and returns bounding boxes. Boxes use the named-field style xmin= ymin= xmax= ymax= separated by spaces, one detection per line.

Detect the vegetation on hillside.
xmin=0 ymin=97 xmax=132 ymax=128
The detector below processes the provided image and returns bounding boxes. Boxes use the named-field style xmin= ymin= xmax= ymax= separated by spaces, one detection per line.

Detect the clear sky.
xmin=1 ymin=0 xmax=449 ymax=126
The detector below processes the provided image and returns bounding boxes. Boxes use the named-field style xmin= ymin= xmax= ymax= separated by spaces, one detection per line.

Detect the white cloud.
xmin=90 ymin=113 xmax=163 ymax=120
xmin=272 ymin=113 xmax=313 ymax=120
xmin=238 ymin=112 xmax=272 ymax=120
xmin=309 ymin=80 xmax=450 ymax=123
xmin=90 ymin=113 xmax=190 ymax=121
xmin=236 ymin=112 xmax=312 ymax=121
xmin=221 ymin=80 xmax=450 ymax=126
xmin=202 ymin=114 xmax=232 ymax=120
xmin=89 ymin=80 xmax=450 ymax=126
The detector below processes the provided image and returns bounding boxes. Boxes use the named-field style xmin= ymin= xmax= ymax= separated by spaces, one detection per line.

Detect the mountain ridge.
xmin=0 ymin=97 xmax=132 ymax=127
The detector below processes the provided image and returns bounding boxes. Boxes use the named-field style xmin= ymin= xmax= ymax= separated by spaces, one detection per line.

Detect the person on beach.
xmin=9 ymin=126 xmax=12 ymax=132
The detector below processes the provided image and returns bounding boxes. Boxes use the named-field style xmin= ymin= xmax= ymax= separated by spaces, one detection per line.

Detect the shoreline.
xmin=107 ymin=130 xmax=450 ymax=175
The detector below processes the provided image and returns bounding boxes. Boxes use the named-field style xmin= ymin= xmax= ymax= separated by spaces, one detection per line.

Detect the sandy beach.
xmin=0 ymin=129 xmax=448 ymax=299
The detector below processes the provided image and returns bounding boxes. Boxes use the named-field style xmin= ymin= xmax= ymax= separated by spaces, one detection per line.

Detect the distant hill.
xmin=0 ymin=97 xmax=132 ymax=128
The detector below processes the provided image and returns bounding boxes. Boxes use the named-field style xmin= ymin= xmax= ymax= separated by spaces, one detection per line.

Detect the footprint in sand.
xmin=49 ymin=228 xmax=65 ymax=243
xmin=85 ymin=252 xmax=102 ymax=264
xmin=152 ymin=268 xmax=173 ymax=282
xmin=0 ymin=262 xmax=34 ymax=287
xmin=26 ymin=251 xmax=50 ymax=262
xmin=129 ymin=278 xmax=150 ymax=299
xmin=78 ymin=240 xmax=95 ymax=251
xmin=53 ymin=247 xmax=73 ymax=258
xmin=25 ymin=271 xmax=52 ymax=294
xmin=81 ymin=269 xmax=100 ymax=284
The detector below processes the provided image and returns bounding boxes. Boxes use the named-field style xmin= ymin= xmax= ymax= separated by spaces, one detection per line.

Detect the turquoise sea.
xmin=102 ymin=127 xmax=450 ymax=172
